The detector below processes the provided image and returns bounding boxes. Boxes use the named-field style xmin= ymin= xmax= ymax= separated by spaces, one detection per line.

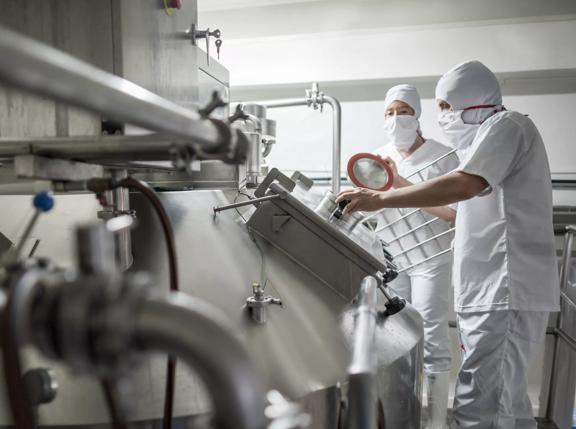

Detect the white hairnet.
xmin=384 ymin=84 xmax=422 ymax=119
xmin=435 ymin=61 xmax=502 ymax=110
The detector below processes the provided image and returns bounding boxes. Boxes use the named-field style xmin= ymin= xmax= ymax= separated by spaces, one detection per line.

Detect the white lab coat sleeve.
xmin=456 ymin=115 xmax=526 ymax=193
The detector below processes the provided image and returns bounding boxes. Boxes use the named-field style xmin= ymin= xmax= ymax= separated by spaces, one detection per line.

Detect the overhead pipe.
xmin=262 ymin=83 xmax=342 ymax=194
xmin=0 ymin=26 xmax=246 ymax=162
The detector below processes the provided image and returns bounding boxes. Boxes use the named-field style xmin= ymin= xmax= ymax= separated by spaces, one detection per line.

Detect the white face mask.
xmin=438 ymin=110 xmax=480 ymax=150
xmin=383 ymin=115 xmax=419 ymax=151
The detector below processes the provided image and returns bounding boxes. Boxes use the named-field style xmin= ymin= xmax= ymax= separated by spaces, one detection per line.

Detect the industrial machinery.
xmin=0 ymin=1 xmax=424 ymax=428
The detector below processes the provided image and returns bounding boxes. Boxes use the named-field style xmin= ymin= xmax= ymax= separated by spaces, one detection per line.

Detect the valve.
xmin=246 ymin=282 xmax=282 ymax=324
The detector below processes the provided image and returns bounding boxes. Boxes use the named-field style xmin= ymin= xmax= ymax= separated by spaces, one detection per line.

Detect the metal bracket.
xmin=290 ymin=171 xmax=314 ymax=190
xmin=254 ymin=168 xmax=296 ymax=198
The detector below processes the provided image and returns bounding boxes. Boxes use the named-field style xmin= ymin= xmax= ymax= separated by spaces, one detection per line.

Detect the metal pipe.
xmin=345 ymin=276 xmax=378 ymax=429
xmin=134 ymin=293 xmax=267 ymax=429
xmin=392 ymin=228 xmax=455 ymax=258
xmin=0 ymin=26 xmax=229 ymax=149
xmin=0 ymin=135 xmax=218 ymax=162
xmin=110 ymin=171 xmax=133 ymax=272
xmin=262 ymin=89 xmax=343 ymax=194
xmin=323 ymin=95 xmax=342 ymax=194
xmin=262 ymin=98 xmax=308 ymax=109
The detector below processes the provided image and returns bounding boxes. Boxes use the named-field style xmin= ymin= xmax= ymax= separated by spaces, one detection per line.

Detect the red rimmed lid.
xmin=347 ymin=153 xmax=394 ymax=191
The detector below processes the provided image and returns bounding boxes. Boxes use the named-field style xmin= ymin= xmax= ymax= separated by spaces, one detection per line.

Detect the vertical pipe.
xmin=112 ymin=171 xmax=133 ymax=271
xmin=323 ymin=96 xmax=342 ymax=194
xmin=345 ymin=276 xmax=378 ymax=429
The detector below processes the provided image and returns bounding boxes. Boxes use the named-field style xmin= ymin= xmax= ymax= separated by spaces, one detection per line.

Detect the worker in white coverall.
xmin=374 ymin=84 xmax=459 ymax=429
xmin=339 ymin=61 xmax=560 ymax=428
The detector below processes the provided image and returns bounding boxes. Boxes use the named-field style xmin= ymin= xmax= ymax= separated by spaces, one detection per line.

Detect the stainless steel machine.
xmin=0 ymin=1 xmax=424 ymax=428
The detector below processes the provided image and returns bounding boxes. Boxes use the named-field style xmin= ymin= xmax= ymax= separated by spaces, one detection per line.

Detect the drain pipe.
xmin=262 ymin=83 xmax=342 ymax=194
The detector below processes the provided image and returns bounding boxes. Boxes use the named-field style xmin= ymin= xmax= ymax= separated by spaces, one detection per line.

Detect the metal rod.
xmin=392 ymin=228 xmax=455 ymax=258
xmin=398 ymin=248 xmax=452 ymax=273
xmin=134 ymin=293 xmax=267 ymax=429
xmin=381 ymin=216 xmax=441 ymax=242
xmin=13 ymin=211 xmax=40 ymax=259
xmin=213 ymin=194 xmax=280 ymax=213
xmin=556 ymin=327 xmax=576 ymax=352
xmin=365 ymin=207 xmax=419 ymax=226
xmin=559 ymin=226 xmax=575 ymax=293
xmin=262 ymin=98 xmax=309 ymax=109
xmin=345 ymin=276 xmax=378 ymax=429
xmin=404 ymin=148 xmax=458 ymax=180
xmin=0 ymin=26 xmax=226 ymax=148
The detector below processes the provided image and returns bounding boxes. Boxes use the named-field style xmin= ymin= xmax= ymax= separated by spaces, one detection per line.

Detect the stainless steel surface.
xmin=0 ymin=26 xmax=228 ymax=148
xmin=135 ymin=293 xmax=267 ymax=429
xmin=248 ymin=181 xmax=389 ymax=301
xmin=345 ymin=276 xmax=378 ymax=429
xmin=0 ymin=0 xmax=113 ymax=139
xmin=0 ymin=185 xmax=423 ymax=427
xmin=243 ymin=104 xmax=268 ymax=119
xmin=14 ymin=155 xmax=104 ymax=181
xmin=342 ymin=287 xmax=424 ymax=428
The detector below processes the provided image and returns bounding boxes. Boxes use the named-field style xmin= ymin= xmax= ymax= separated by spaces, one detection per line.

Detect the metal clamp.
xmin=306 ymin=82 xmax=324 ymax=112
xmin=254 ymin=168 xmax=296 ymax=198
xmin=246 ymin=282 xmax=282 ymax=324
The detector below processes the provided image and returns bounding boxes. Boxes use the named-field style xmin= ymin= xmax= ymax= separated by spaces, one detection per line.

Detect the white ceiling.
xmin=198 ymin=0 xmax=322 ymax=13
xmin=199 ymin=0 xmax=576 ymax=39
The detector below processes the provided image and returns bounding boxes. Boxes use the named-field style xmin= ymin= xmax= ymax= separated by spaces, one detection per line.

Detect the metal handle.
xmin=212 ymin=194 xmax=281 ymax=214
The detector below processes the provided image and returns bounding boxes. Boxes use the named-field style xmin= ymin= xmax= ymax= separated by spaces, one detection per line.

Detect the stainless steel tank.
xmin=0 ymin=174 xmax=423 ymax=428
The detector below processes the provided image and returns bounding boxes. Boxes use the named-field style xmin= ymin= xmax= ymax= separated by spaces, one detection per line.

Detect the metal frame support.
xmin=541 ymin=225 xmax=576 ymax=429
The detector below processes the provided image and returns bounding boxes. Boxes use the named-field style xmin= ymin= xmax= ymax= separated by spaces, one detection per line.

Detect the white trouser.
xmin=452 ymin=310 xmax=549 ymax=429
xmin=390 ymin=261 xmax=452 ymax=373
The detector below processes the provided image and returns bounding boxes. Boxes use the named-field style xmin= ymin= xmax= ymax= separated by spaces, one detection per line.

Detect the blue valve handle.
xmin=33 ymin=191 xmax=55 ymax=213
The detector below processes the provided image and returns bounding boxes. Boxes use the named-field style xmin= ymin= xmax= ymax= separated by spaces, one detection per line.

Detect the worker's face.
xmin=437 ymin=99 xmax=452 ymax=112
xmin=385 ymin=100 xmax=415 ymax=119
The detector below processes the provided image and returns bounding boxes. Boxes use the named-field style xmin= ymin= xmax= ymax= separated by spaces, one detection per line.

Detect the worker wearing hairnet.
xmin=339 ymin=61 xmax=560 ymax=428
xmin=375 ymin=84 xmax=459 ymax=429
